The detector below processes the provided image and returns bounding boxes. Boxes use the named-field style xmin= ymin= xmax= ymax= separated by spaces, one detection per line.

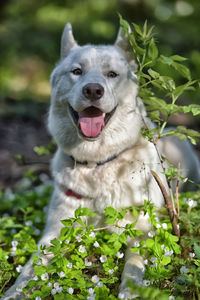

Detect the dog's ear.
xmin=115 ymin=27 xmax=137 ymax=71
xmin=61 ymin=23 xmax=78 ymax=59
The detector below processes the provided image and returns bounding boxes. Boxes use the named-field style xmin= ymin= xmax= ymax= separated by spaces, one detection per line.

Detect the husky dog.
xmin=4 ymin=23 xmax=200 ymax=299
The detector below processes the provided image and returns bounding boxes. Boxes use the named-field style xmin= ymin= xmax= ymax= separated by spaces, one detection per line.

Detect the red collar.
xmin=66 ymin=189 xmax=82 ymax=200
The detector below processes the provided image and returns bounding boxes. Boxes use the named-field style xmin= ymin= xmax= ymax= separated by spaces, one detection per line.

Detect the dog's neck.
xmin=70 ymin=146 xmax=131 ymax=167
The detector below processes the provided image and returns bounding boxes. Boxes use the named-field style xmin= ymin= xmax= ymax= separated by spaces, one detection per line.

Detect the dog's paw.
xmin=118 ymin=287 xmax=139 ymax=299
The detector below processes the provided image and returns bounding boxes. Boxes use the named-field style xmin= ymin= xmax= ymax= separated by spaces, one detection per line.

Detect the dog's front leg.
xmin=119 ymin=246 xmax=145 ymax=299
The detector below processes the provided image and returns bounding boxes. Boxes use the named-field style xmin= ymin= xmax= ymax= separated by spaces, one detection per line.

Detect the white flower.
xmin=180 ymin=266 xmax=189 ymax=273
xmin=57 ymin=286 xmax=63 ymax=293
xmin=116 ymin=251 xmax=124 ymax=259
xmin=65 ymin=239 xmax=70 ymax=244
xmin=143 ymin=259 xmax=148 ymax=265
xmin=108 ymin=269 xmax=114 ymax=274
xmin=91 ymin=275 xmax=100 ymax=284
xmin=164 ymin=250 xmax=174 ymax=257
xmin=189 ymin=252 xmax=195 ymax=258
xmin=16 ymin=287 xmax=22 ymax=292
xmin=67 ymin=262 xmax=73 ymax=269
xmin=87 ymin=287 xmax=95 ymax=295
xmin=79 ymin=245 xmax=86 ymax=253
xmin=34 ymin=228 xmax=41 ymax=236
xmin=100 ymin=255 xmax=107 ymax=263
xmin=161 ymin=244 xmax=165 ymax=249
xmin=162 ymin=223 xmax=168 ymax=230
xmin=16 ymin=265 xmax=23 ymax=273
xmin=89 ymin=232 xmax=96 ymax=238
xmin=51 ymin=288 xmax=57 ymax=295
xmin=93 ymin=241 xmax=100 ymax=248
xmin=10 ymin=251 xmax=16 ymax=257
xmin=85 ymin=258 xmax=92 ymax=267
xmin=150 ymin=257 xmax=157 ymax=263
xmin=11 ymin=240 xmax=18 ymax=247
xmin=54 ymin=282 xmax=60 ymax=289
xmin=25 ymin=220 xmax=33 ymax=227
xmin=151 ymin=263 xmax=158 ymax=268
xmin=148 ymin=231 xmax=155 ymax=238
xmin=156 ymin=224 xmax=161 ymax=229
xmin=57 ymin=271 xmax=65 ymax=277
xmin=76 ymin=235 xmax=82 ymax=242
xmin=143 ymin=280 xmax=151 ymax=286
xmin=133 ymin=241 xmax=140 ymax=248
xmin=35 ymin=297 xmax=41 ymax=300
xmin=96 ymin=281 xmax=103 ymax=287
xmin=169 ymin=296 xmax=175 ymax=300
xmin=68 ymin=287 xmax=74 ymax=294
xmin=41 ymin=272 xmax=49 ymax=281
xmin=118 ymin=292 xmax=128 ymax=299
xmin=33 ymin=275 xmax=38 ymax=281
xmin=187 ymin=199 xmax=197 ymax=208
xmin=35 ymin=217 xmax=41 ymax=223
xmin=12 ymin=246 xmax=17 ymax=252
xmin=47 ymin=282 xmax=52 ymax=287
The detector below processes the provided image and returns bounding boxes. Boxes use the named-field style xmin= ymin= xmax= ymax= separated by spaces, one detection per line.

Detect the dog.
xmin=4 ymin=23 xmax=200 ymax=299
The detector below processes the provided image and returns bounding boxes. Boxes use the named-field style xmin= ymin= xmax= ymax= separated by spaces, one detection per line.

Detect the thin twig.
xmin=151 ymin=170 xmax=180 ymax=238
xmin=176 ymin=162 xmax=180 ymax=219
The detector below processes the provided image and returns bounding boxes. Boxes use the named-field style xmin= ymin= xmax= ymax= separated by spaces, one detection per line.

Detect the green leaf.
xmin=160 ymin=55 xmax=174 ymax=66
xmin=148 ymin=38 xmax=158 ymax=60
xmin=182 ymin=104 xmax=200 ymax=116
xmin=194 ymin=243 xmax=200 ymax=259
xmin=170 ymin=55 xmax=187 ymax=62
xmin=171 ymin=62 xmax=191 ymax=80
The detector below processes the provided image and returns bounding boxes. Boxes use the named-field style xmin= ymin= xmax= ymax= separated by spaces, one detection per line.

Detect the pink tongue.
xmin=78 ymin=116 xmax=104 ymax=137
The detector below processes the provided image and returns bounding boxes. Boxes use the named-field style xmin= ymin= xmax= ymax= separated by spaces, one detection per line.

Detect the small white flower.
xmin=35 ymin=216 xmax=41 ymax=223
xmin=180 ymin=266 xmax=189 ymax=273
xmin=68 ymin=287 xmax=74 ymax=294
xmin=151 ymin=263 xmax=158 ymax=268
xmin=35 ymin=297 xmax=41 ymax=300
xmin=16 ymin=265 xmax=23 ymax=273
xmin=100 ymin=255 xmax=107 ymax=263
xmin=89 ymin=232 xmax=96 ymax=238
xmin=161 ymin=244 xmax=165 ymax=249
xmin=93 ymin=241 xmax=100 ymax=248
xmin=87 ymin=287 xmax=95 ymax=295
xmin=143 ymin=280 xmax=151 ymax=286
xmin=187 ymin=199 xmax=197 ymax=208
xmin=116 ymin=251 xmax=124 ymax=259
xmin=12 ymin=246 xmax=17 ymax=252
xmin=5 ymin=255 xmax=9 ymax=259
xmin=108 ymin=269 xmax=114 ymax=274
xmin=96 ymin=281 xmax=103 ymax=287
xmin=189 ymin=252 xmax=195 ymax=258
xmin=85 ymin=258 xmax=92 ymax=266
xmin=10 ymin=251 xmax=16 ymax=257
xmin=33 ymin=275 xmax=38 ymax=281
xmin=57 ymin=286 xmax=63 ymax=293
xmin=54 ymin=282 xmax=60 ymax=289
xmin=148 ymin=231 xmax=155 ymax=238
xmin=164 ymin=250 xmax=174 ymax=257
xmin=65 ymin=239 xmax=70 ymax=244
xmin=25 ymin=220 xmax=33 ymax=227
xmin=34 ymin=228 xmax=41 ymax=236
xmin=11 ymin=240 xmax=18 ymax=247
xmin=57 ymin=271 xmax=65 ymax=278
xmin=76 ymin=235 xmax=82 ymax=242
xmin=51 ymin=288 xmax=57 ymax=295
xmin=156 ymin=224 xmax=161 ymax=229
xmin=133 ymin=241 xmax=140 ymax=248
xmin=91 ymin=275 xmax=100 ymax=284
xmin=169 ymin=296 xmax=175 ymax=300
xmin=162 ymin=223 xmax=168 ymax=230
xmin=67 ymin=262 xmax=73 ymax=269
xmin=118 ymin=292 xmax=127 ymax=299
xmin=47 ymin=282 xmax=52 ymax=287
xmin=16 ymin=287 xmax=22 ymax=292
xmin=143 ymin=259 xmax=148 ymax=265
xmin=150 ymin=257 xmax=157 ymax=263
xmin=41 ymin=272 xmax=49 ymax=281
xmin=79 ymin=245 xmax=86 ymax=253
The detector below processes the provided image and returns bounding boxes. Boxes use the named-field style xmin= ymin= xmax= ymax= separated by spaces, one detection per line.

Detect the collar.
xmin=70 ymin=146 xmax=130 ymax=167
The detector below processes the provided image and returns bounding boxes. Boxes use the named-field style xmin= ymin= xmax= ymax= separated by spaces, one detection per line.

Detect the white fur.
xmin=4 ymin=23 xmax=200 ymax=299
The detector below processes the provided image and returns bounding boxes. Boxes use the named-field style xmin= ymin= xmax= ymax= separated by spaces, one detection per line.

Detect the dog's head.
xmin=48 ymin=23 xmax=145 ymax=163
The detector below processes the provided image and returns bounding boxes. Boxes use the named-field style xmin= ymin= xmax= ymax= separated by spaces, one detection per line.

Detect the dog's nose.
xmin=82 ymin=83 xmax=104 ymax=101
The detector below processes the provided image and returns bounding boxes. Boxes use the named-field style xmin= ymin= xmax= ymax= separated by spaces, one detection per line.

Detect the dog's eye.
xmin=107 ymin=71 xmax=118 ymax=78
xmin=71 ymin=68 xmax=82 ymax=76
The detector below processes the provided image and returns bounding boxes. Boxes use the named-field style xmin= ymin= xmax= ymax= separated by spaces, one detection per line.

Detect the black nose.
xmin=82 ymin=83 xmax=104 ymax=101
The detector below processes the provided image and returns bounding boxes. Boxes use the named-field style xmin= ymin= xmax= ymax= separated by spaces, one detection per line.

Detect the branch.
xmin=151 ymin=170 xmax=180 ymax=238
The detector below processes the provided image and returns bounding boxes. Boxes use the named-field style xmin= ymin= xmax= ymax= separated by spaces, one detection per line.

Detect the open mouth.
xmin=69 ymin=105 xmax=117 ymax=139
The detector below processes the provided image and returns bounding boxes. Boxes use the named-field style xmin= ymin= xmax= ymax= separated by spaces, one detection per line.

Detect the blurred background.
xmin=0 ymin=0 xmax=200 ymax=188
